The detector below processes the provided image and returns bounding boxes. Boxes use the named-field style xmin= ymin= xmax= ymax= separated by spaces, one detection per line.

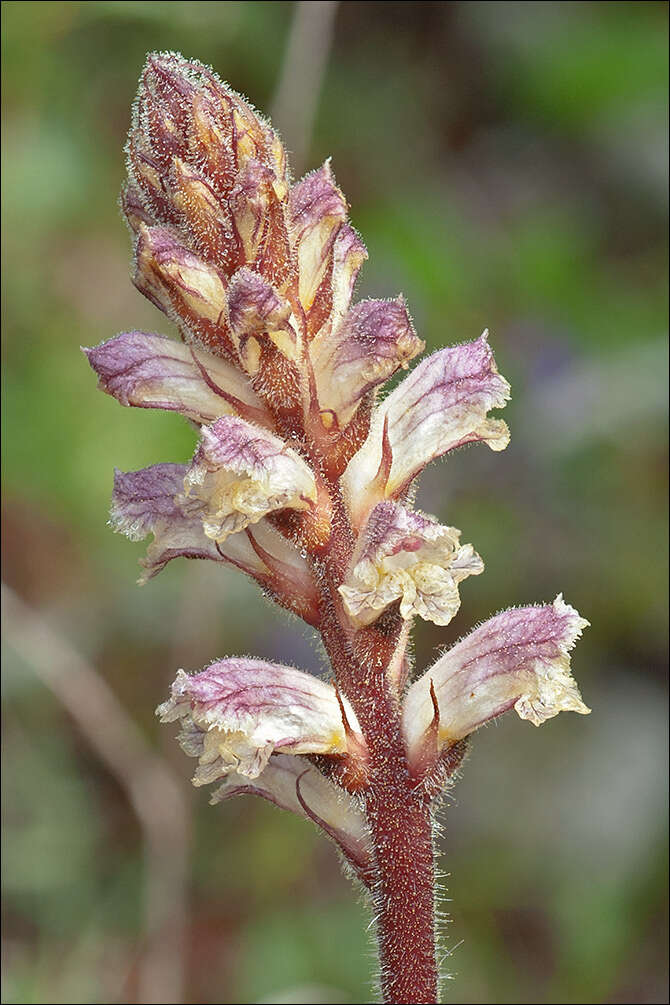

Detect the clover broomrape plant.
xmin=85 ymin=52 xmax=590 ymax=1004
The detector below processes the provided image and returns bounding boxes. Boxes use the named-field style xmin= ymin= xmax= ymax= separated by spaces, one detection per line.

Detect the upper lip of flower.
xmin=402 ymin=594 xmax=590 ymax=777
xmin=156 ymin=658 xmax=367 ymax=782
xmin=83 ymin=330 xmax=271 ymax=427
xmin=341 ymin=330 xmax=511 ymax=528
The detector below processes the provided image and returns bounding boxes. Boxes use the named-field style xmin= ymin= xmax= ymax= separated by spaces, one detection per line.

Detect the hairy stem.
xmin=368 ymin=784 xmax=437 ymax=1004
xmin=356 ymin=675 xmax=438 ymax=1005
xmin=315 ymin=480 xmax=439 ymax=1004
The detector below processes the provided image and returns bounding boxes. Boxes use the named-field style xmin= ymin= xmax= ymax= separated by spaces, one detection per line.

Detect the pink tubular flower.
xmin=157 ymin=658 xmax=366 ymax=781
xmin=342 ymin=330 xmax=511 ymax=526
xmin=402 ymin=595 xmax=590 ymax=776
xmin=86 ymin=51 xmax=590 ymax=1005
xmin=84 ymin=330 xmax=270 ymax=426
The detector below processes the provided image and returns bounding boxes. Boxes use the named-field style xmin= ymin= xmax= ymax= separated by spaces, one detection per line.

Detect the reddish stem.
xmin=315 ymin=482 xmax=439 ymax=1005
xmin=368 ymin=782 xmax=438 ymax=1004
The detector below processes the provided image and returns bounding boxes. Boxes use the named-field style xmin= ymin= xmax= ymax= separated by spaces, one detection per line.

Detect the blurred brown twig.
xmin=271 ymin=0 xmax=339 ymax=176
xmin=1 ymin=583 xmax=191 ymax=1005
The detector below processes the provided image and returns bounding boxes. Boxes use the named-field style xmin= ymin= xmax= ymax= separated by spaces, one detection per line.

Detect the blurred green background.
xmin=2 ymin=2 xmax=668 ymax=1003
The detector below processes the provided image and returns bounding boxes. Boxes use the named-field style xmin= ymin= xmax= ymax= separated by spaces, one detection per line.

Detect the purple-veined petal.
xmin=157 ymin=658 xmax=364 ymax=780
xmin=84 ymin=331 xmax=268 ymax=425
xmin=210 ymin=754 xmax=372 ymax=884
xmin=311 ymin=297 xmax=424 ymax=427
xmin=329 ymin=224 xmax=368 ymax=326
xmin=342 ymin=331 xmax=511 ymax=525
xmin=110 ymin=463 xmax=259 ymax=583
xmin=227 ymin=268 xmax=300 ymax=373
xmin=403 ymin=595 xmax=590 ymax=764
xmin=339 ymin=502 xmax=483 ymax=628
xmin=179 ymin=415 xmax=317 ymax=541
xmin=111 ymin=463 xmax=201 ymax=544
xmin=289 ymin=162 xmax=348 ymax=312
xmin=110 ymin=465 xmax=319 ymax=621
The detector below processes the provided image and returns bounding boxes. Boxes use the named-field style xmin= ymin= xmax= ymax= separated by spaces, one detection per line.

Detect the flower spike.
xmin=88 ymin=51 xmax=591 ymax=1004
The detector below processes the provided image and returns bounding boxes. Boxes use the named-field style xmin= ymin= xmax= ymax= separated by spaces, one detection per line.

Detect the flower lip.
xmin=83 ymin=330 xmax=268 ymax=426
xmin=157 ymin=658 xmax=365 ymax=781
xmin=210 ymin=753 xmax=373 ymax=886
xmin=109 ymin=463 xmax=260 ymax=584
xmin=402 ymin=594 xmax=590 ymax=770
xmin=339 ymin=501 xmax=484 ymax=628
xmin=179 ymin=414 xmax=318 ymax=542
xmin=110 ymin=463 xmax=321 ymax=621
xmin=329 ymin=224 xmax=368 ymax=326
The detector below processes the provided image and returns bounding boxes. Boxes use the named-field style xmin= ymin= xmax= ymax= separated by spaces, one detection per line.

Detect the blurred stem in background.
xmin=2 ymin=584 xmax=191 ymax=1005
xmin=272 ymin=1 xmax=339 ymax=177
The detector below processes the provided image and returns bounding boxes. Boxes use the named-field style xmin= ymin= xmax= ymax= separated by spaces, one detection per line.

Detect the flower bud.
xmin=311 ymin=296 xmax=424 ymax=428
xmin=134 ymin=224 xmax=235 ymax=357
xmin=125 ymin=51 xmax=291 ymax=282
xmin=289 ymin=162 xmax=348 ymax=331
xmin=225 ymin=267 xmax=305 ymax=420
xmin=227 ymin=268 xmax=300 ymax=373
xmin=170 ymin=157 xmax=234 ymax=267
